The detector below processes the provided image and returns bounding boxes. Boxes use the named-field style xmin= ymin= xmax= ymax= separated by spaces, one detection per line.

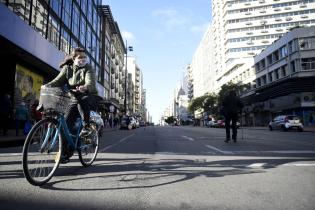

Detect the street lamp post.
xmin=124 ymin=40 xmax=133 ymax=115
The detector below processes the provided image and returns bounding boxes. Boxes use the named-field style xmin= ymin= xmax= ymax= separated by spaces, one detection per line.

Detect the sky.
xmin=102 ymin=0 xmax=212 ymax=123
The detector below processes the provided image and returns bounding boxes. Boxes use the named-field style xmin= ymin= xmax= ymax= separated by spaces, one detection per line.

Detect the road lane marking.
xmin=100 ymin=133 xmax=135 ymax=152
xmin=181 ymin=136 xmax=194 ymax=141
xmin=205 ymin=145 xmax=234 ymax=155
xmin=248 ymin=163 xmax=267 ymax=168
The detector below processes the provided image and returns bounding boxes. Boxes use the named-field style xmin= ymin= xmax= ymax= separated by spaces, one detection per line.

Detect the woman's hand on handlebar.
xmin=76 ymin=85 xmax=87 ymax=93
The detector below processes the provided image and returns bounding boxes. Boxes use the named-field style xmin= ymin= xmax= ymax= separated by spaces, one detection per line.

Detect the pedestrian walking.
xmin=222 ymin=90 xmax=243 ymax=143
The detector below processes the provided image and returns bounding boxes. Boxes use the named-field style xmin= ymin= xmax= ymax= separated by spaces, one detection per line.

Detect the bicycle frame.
xmin=42 ymin=114 xmax=83 ymax=152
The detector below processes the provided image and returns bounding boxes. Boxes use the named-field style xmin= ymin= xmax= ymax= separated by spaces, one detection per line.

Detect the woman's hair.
xmin=59 ymin=47 xmax=86 ymax=68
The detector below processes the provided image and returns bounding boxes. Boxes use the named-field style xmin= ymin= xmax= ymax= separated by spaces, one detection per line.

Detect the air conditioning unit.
xmin=260 ymin=20 xmax=267 ymax=25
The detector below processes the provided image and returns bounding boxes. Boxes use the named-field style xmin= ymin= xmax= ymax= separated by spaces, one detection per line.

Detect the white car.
xmin=269 ymin=115 xmax=303 ymax=132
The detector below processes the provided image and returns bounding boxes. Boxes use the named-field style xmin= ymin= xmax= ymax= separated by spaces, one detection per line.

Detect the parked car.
xmin=206 ymin=120 xmax=216 ymax=127
xmin=269 ymin=115 xmax=303 ymax=131
xmin=120 ymin=116 xmax=137 ymax=129
xmin=213 ymin=119 xmax=240 ymax=128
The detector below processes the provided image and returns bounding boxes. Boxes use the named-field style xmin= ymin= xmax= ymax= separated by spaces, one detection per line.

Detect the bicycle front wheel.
xmin=22 ymin=118 xmax=62 ymax=186
xmin=78 ymin=123 xmax=99 ymax=167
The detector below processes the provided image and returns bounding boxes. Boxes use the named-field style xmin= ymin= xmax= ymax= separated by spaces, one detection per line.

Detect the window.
xmin=31 ymin=0 xmax=47 ymax=37
xmin=268 ymin=72 xmax=273 ymax=82
xmin=291 ymin=61 xmax=296 ymax=73
xmin=279 ymin=45 xmax=288 ymax=58
xmin=60 ymin=28 xmax=71 ymax=54
xmin=48 ymin=16 xmax=60 ymax=49
xmin=10 ymin=0 xmax=32 ymax=22
xmin=80 ymin=19 xmax=86 ymax=47
xmin=301 ymin=58 xmax=315 ymax=71
xmin=273 ymin=50 xmax=279 ymax=62
xmin=72 ymin=4 xmax=79 ymax=36
xmin=267 ymin=55 xmax=272 ymax=65
xmin=262 ymin=75 xmax=266 ymax=85
xmin=299 ymin=37 xmax=315 ymax=50
xmin=50 ymin=0 xmax=62 ymax=17
xmin=80 ymin=0 xmax=87 ymax=14
xmin=275 ymin=69 xmax=279 ymax=79
xmin=281 ymin=65 xmax=287 ymax=77
xmin=62 ymin=0 xmax=72 ymax=29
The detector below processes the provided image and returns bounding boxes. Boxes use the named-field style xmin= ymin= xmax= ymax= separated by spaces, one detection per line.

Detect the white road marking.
xmin=248 ymin=163 xmax=267 ymax=168
xmin=284 ymin=163 xmax=315 ymax=167
xmin=181 ymin=136 xmax=194 ymax=141
xmin=0 ymin=153 xmax=22 ymax=157
xmin=205 ymin=145 xmax=234 ymax=155
xmin=100 ymin=133 xmax=135 ymax=152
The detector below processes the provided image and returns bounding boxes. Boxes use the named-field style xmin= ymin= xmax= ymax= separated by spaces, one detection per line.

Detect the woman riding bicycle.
xmin=44 ymin=47 xmax=98 ymax=162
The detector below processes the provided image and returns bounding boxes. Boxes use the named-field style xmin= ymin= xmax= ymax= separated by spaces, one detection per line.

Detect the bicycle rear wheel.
xmin=78 ymin=123 xmax=99 ymax=167
xmin=22 ymin=118 xmax=62 ymax=186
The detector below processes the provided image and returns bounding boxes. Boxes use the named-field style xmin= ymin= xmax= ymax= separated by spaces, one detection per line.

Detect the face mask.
xmin=74 ymin=58 xmax=87 ymax=67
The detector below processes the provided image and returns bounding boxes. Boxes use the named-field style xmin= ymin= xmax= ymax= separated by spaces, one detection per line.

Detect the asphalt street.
xmin=0 ymin=126 xmax=315 ymax=210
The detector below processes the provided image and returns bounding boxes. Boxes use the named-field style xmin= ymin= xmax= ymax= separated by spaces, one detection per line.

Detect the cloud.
xmin=152 ymin=8 xmax=190 ymax=30
xmin=122 ymin=30 xmax=135 ymax=41
xmin=190 ymin=23 xmax=209 ymax=34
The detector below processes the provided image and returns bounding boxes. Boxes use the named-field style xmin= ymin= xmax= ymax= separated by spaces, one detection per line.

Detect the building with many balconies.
xmin=210 ymin=0 xmax=315 ymax=93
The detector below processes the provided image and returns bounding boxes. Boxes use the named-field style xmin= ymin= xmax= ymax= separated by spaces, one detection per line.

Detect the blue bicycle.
xmin=22 ymin=87 xmax=101 ymax=186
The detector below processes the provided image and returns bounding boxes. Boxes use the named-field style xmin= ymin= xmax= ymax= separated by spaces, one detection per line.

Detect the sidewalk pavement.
xmin=242 ymin=126 xmax=315 ymax=132
xmin=0 ymin=126 xmax=121 ymax=148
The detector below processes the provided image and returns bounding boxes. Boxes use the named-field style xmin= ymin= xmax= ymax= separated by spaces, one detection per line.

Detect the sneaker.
xmin=60 ymin=155 xmax=70 ymax=164
xmin=224 ymin=138 xmax=230 ymax=143
xmin=80 ymin=125 xmax=92 ymax=137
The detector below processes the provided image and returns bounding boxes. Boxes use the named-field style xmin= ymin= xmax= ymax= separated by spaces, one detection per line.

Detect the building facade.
xmin=243 ymin=26 xmax=315 ymax=126
xmin=210 ymin=0 xmax=315 ymax=92
xmin=126 ymin=56 xmax=144 ymax=118
xmin=0 ymin=0 xmax=105 ymax=110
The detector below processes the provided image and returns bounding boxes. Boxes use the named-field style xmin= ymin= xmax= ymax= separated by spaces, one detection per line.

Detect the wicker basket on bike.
xmin=39 ymin=86 xmax=72 ymax=114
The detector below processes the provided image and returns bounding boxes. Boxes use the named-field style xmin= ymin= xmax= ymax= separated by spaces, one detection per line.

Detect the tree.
xmin=164 ymin=116 xmax=176 ymax=125
xmin=188 ymin=95 xmax=206 ymax=113
xmin=188 ymin=93 xmax=218 ymax=115
xmin=218 ymin=82 xmax=248 ymax=106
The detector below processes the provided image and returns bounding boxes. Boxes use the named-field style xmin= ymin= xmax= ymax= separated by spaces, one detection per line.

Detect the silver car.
xmin=269 ymin=115 xmax=303 ymax=131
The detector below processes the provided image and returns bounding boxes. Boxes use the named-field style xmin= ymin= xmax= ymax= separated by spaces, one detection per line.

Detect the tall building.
xmin=190 ymin=24 xmax=214 ymax=97
xmin=0 ymin=0 xmax=105 ymax=109
xmin=210 ymin=0 xmax=315 ymax=92
xmin=98 ymin=5 xmax=126 ymax=116
xmin=126 ymin=56 xmax=144 ymax=118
